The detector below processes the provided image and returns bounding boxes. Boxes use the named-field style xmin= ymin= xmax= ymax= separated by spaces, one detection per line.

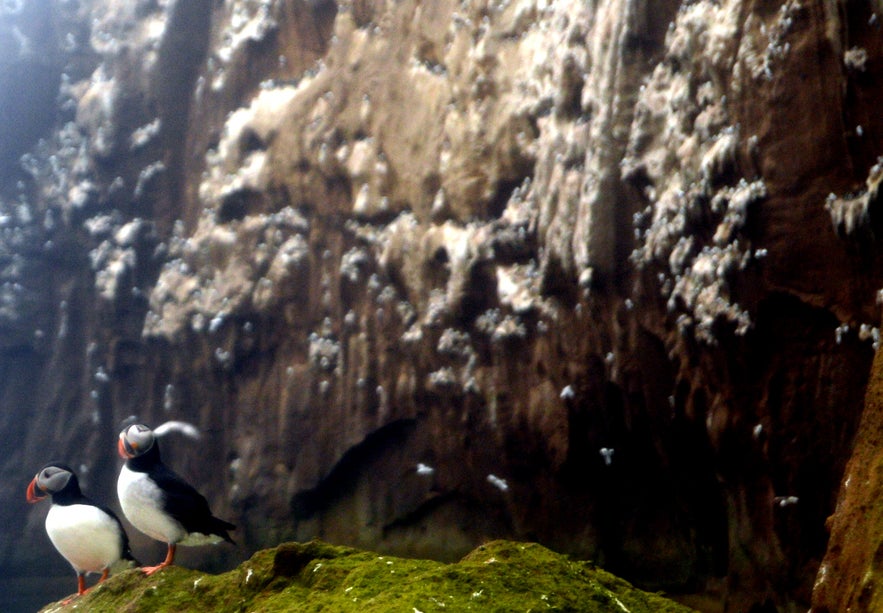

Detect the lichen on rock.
xmin=38 ymin=540 xmax=695 ymax=613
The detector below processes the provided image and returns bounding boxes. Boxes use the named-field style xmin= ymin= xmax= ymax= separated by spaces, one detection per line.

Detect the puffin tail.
xmin=212 ymin=516 xmax=237 ymax=545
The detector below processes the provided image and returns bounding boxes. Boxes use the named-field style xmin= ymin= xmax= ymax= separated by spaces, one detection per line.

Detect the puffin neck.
xmin=127 ymin=440 xmax=162 ymax=472
xmin=49 ymin=476 xmax=86 ymax=506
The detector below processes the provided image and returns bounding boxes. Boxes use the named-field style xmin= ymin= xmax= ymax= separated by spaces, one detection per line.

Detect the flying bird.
xmin=27 ymin=463 xmax=136 ymax=599
xmin=117 ymin=423 xmax=235 ymax=575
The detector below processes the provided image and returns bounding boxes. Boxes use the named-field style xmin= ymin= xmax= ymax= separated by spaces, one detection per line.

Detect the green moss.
xmin=39 ymin=540 xmax=696 ymax=612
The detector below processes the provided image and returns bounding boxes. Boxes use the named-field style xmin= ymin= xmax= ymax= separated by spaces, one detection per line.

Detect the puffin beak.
xmin=118 ymin=436 xmax=134 ymax=459
xmin=26 ymin=478 xmax=45 ymax=503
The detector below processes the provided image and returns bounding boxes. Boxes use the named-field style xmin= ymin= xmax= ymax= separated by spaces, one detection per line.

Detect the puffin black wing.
xmin=151 ymin=463 xmax=236 ymax=544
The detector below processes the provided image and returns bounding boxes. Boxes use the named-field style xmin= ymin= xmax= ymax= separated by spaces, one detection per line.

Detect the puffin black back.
xmin=148 ymin=452 xmax=237 ymax=544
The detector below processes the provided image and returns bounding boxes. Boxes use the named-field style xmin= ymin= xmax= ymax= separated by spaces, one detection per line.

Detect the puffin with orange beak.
xmin=27 ymin=463 xmax=136 ymax=599
xmin=117 ymin=424 xmax=235 ymax=575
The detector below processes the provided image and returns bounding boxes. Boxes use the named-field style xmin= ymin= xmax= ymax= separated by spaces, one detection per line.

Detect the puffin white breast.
xmin=117 ymin=464 xmax=186 ymax=544
xmin=45 ymin=504 xmax=121 ymax=574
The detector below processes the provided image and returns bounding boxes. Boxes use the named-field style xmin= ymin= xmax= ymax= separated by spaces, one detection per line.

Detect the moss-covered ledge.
xmin=38 ymin=540 xmax=696 ymax=612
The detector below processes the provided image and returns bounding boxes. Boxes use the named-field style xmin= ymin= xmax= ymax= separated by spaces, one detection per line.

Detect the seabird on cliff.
xmin=117 ymin=423 xmax=235 ymax=575
xmin=27 ymin=463 xmax=136 ymax=598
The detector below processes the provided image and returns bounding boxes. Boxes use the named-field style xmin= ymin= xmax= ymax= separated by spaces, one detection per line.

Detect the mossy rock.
xmin=38 ymin=540 xmax=696 ymax=612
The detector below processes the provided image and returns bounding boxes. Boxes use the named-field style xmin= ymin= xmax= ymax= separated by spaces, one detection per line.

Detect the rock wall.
xmin=813 ymin=344 xmax=883 ymax=612
xmin=2 ymin=0 xmax=883 ymax=610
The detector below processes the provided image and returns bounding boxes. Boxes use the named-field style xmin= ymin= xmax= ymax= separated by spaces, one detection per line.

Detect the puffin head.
xmin=118 ymin=423 xmax=156 ymax=460
xmin=27 ymin=464 xmax=75 ymax=503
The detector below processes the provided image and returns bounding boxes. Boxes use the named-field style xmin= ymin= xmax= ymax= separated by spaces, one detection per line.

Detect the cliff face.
xmin=3 ymin=0 xmax=883 ymax=610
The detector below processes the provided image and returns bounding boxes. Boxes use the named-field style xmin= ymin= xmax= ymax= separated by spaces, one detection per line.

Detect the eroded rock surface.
xmin=3 ymin=0 xmax=883 ymax=610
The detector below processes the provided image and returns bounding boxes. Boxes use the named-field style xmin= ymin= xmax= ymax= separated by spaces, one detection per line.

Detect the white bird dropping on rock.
xmin=599 ymin=448 xmax=615 ymax=466
xmin=487 ymin=474 xmax=509 ymax=492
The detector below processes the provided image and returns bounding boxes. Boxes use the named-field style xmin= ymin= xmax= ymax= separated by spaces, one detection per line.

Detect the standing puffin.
xmin=117 ymin=423 xmax=235 ymax=575
xmin=26 ymin=463 xmax=136 ymax=598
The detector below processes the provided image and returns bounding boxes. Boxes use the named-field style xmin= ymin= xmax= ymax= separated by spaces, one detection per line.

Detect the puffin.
xmin=117 ymin=423 xmax=235 ymax=575
xmin=26 ymin=463 xmax=136 ymax=598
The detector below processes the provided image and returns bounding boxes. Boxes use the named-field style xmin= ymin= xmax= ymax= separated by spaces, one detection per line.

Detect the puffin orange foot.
xmin=63 ymin=574 xmax=87 ymax=603
xmin=142 ymin=543 xmax=176 ymax=575
xmin=141 ymin=563 xmax=170 ymax=576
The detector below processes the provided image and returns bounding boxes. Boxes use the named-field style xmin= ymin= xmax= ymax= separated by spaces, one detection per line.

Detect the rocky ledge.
xmin=37 ymin=540 xmax=693 ymax=613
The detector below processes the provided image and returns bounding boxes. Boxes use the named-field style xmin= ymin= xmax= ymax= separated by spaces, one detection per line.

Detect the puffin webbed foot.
xmin=141 ymin=562 xmax=172 ymax=576
xmin=142 ymin=543 xmax=176 ymax=575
